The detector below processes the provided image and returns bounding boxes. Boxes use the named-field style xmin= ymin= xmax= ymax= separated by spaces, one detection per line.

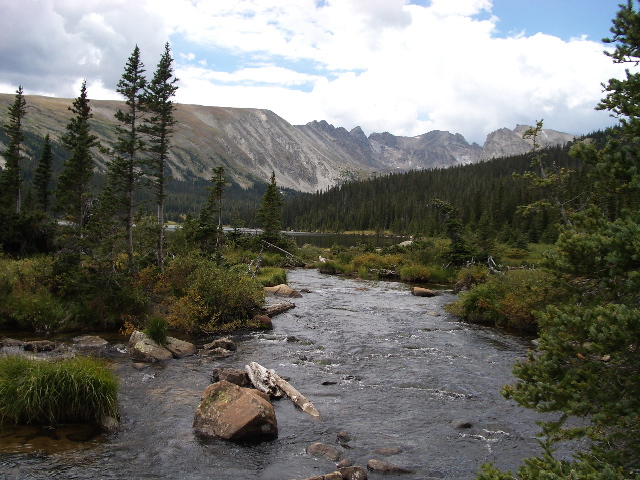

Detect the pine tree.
xmin=140 ymin=42 xmax=178 ymax=271
xmin=197 ymin=166 xmax=228 ymax=253
xmin=55 ymin=80 xmax=99 ymax=234
xmin=483 ymin=3 xmax=640 ymax=477
xmin=256 ymin=171 xmax=284 ymax=245
xmin=33 ymin=134 xmax=53 ymax=214
xmin=0 ymin=86 xmax=27 ymax=214
xmin=108 ymin=45 xmax=147 ymax=268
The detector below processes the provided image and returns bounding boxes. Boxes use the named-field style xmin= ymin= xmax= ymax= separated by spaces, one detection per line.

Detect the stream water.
xmin=0 ymin=268 xmax=549 ymax=480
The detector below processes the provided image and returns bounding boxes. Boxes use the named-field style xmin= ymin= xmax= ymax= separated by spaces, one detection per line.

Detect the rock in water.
xmin=165 ymin=336 xmax=196 ymax=358
xmin=411 ymin=287 xmax=436 ymax=297
xmin=367 ymin=459 xmax=415 ymax=474
xmin=193 ymin=380 xmax=278 ymax=442
xmin=128 ymin=331 xmax=173 ymax=363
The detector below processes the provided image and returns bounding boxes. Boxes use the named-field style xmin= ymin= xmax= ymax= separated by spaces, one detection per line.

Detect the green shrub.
xmin=399 ymin=264 xmax=455 ymax=283
xmin=164 ymin=255 xmax=264 ymax=333
xmin=399 ymin=264 xmax=433 ymax=282
xmin=5 ymin=286 xmax=66 ymax=331
xmin=0 ymin=356 xmax=118 ymax=425
xmin=447 ymin=269 xmax=566 ymax=331
xmin=254 ymin=267 xmax=287 ymax=287
xmin=144 ymin=315 xmax=168 ymax=346
xmin=317 ymin=260 xmax=349 ymax=275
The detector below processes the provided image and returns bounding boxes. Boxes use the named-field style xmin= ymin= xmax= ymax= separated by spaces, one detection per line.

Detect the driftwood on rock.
xmin=262 ymin=300 xmax=295 ymax=317
xmin=246 ymin=361 xmax=321 ymax=418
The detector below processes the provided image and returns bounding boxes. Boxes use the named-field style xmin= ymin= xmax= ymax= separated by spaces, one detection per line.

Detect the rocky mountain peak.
xmin=0 ymin=93 xmax=578 ymax=193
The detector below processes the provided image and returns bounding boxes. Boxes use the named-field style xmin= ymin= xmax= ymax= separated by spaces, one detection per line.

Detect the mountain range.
xmin=0 ymin=94 xmax=576 ymax=193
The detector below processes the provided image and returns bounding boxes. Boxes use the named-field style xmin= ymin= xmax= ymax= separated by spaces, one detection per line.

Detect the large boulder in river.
xmin=128 ymin=331 xmax=173 ymax=363
xmin=193 ymin=380 xmax=278 ymax=442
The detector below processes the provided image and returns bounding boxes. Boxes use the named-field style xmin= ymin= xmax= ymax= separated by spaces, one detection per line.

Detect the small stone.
xmin=337 ymin=458 xmax=354 ymax=468
xmin=374 ymin=447 xmax=403 ymax=455
xmin=338 ymin=466 xmax=368 ymax=480
xmin=336 ymin=430 xmax=353 ymax=442
xmin=203 ymin=337 xmax=237 ymax=351
xmin=307 ymin=442 xmax=343 ymax=461
xmin=452 ymin=419 xmax=473 ymax=429
xmin=367 ymin=459 xmax=414 ymax=474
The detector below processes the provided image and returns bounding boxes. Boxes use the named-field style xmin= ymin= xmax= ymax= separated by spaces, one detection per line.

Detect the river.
xmin=0 ymin=268 xmax=549 ymax=480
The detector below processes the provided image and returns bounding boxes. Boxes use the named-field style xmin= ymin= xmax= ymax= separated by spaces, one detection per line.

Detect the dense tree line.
xmin=282 ymin=143 xmax=591 ymax=243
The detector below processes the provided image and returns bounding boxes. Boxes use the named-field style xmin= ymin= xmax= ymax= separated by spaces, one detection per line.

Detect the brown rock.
xmin=128 ymin=331 xmax=173 ymax=363
xmin=338 ymin=466 xmax=368 ymax=480
xmin=203 ymin=337 xmax=237 ymax=351
xmin=252 ymin=314 xmax=273 ymax=330
xmin=165 ymin=336 xmax=196 ymax=358
xmin=211 ymin=367 xmax=252 ymax=387
xmin=307 ymin=442 xmax=343 ymax=461
xmin=73 ymin=335 xmax=108 ymax=348
xmin=374 ymin=447 xmax=403 ymax=455
xmin=193 ymin=381 xmax=277 ymax=442
xmin=411 ymin=287 xmax=436 ymax=297
xmin=0 ymin=337 xmax=24 ymax=347
xmin=23 ymin=340 xmax=56 ymax=352
xmin=367 ymin=459 xmax=414 ymax=474
xmin=264 ymin=284 xmax=303 ymax=298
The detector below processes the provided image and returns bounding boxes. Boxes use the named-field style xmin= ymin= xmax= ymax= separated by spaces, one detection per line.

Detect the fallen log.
xmin=262 ymin=300 xmax=295 ymax=317
xmin=246 ymin=361 xmax=321 ymax=418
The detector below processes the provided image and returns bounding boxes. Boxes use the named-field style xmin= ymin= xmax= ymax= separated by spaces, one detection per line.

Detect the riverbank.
xmin=1 ymin=269 xmax=551 ymax=480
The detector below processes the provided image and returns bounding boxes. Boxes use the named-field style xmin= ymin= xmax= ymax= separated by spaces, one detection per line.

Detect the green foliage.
xmin=398 ymin=264 xmax=454 ymax=283
xmin=0 ymin=256 xmax=65 ymax=331
xmin=33 ymin=134 xmax=53 ymax=214
xmin=54 ymin=80 xmax=99 ymax=233
xmin=140 ymin=42 xmax=179 ymax=271
xmin=449 ymin=269 xmax=564 ymax=330
xmin=254 ymin=266 xmax=287 ymax=287
xmin=0 ymin=86 xmax=27 ymax=214
xmin=161 ymin=255 xmax=264 ymax=333
xmin=478 ymin=439 xmax=625 ymax=480
xmin=256 ymin=171 xmax=284 ymax=245
xmin=0 ymin=356 xmax=118 ymax=426
xmin=143 ymin=315 xmax=168 ymax=346
xmin=485 ymin=4 xmax=640 ymax=477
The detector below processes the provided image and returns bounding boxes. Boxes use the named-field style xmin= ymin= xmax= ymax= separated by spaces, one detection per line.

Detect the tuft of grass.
xmin=254 ymin=267 xmax=287 ymax=287
xmin=0 ymin=356 xmax=118 ymax=426
xmin=143 ymin=315 xmax=168 ymax=346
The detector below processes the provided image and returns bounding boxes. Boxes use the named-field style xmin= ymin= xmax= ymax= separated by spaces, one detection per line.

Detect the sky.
xmin=0 ymin=0 xmax=630 ymax=146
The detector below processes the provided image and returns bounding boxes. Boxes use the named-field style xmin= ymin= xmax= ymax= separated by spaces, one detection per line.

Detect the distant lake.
xmin=166 ymin=225 xmax=410 ymax=249
xmin=285 ymin=231 xmax=410 ymax=248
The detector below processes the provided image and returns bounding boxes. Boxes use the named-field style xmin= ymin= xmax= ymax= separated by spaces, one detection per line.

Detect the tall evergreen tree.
xmin=109 ymin=45 xmax=147 ymax=268
xmin=197 ymin=166 xmax=228 ymax=252
xmin=256 ymin=171 xmax=284 ymax=244
xmin=33 ymin=134 xmax=53 ymax=214
xmin=140 ymin=42 xmax=178 ymax=271
xmin=55 ymin=80 xmax=99 ymax=234
xmin=0 ymin=86 xmax=27 ymax=214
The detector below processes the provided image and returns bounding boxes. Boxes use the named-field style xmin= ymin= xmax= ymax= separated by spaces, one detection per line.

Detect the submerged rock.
xmin=193 ymin=380 xmax=277 ymax=442
xmin=307 ymin=442 xmax=343 ymax=461
xmin=203 ymin=337 xmax=237 ymax=351
xmin=366 ymin=459 xmax=414 ymax=474
xmin=23 ymin=340 xmax=56 ymax=352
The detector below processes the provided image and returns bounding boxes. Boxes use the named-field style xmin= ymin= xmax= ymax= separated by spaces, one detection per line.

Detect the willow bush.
xmin=0 ymin=356 xmax=118 ymax=425
xmin=447 ymin=268 xmax=567 ymax=331
xmin=161 ymin=255 xmax=264 ymax=333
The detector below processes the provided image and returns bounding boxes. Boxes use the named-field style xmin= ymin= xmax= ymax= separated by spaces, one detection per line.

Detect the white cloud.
xmin=0 ymin=0 xmax=628 ymax=145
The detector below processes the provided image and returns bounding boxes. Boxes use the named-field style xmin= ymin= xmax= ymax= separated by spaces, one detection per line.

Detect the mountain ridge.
xmin=0 ymin=93 xmax=576 ymax=193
